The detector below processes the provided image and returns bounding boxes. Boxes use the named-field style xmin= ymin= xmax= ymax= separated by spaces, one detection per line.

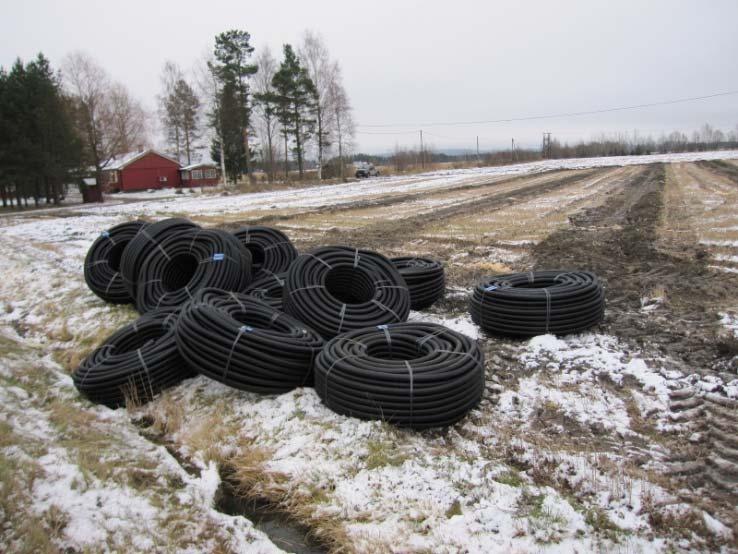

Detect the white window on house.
xmin=182 ymin=171 xmax=190 ymax=180
xmin=192 ymin=169 xmax=203 ymax=180
xmin=205 ymin=168 xmax=217 ymax=179
xmin=159 ymin=176 xmax=168 ymax=182
xmin=109 ymin=171 xmax=118 ymax=183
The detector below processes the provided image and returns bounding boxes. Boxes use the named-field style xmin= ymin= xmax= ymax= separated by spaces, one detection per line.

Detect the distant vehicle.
xmin=354 ymin=162 xmax=380 ymax=179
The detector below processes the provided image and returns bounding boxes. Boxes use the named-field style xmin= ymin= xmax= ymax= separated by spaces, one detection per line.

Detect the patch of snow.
xmin=702 ymin=511 xmax=732 ymax=539
xmin=408 ymin=310 xmax=480 ymax=339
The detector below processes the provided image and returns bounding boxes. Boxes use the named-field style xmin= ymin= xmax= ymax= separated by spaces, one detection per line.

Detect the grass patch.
xmin=445 ymin=499 xmax=463 ymax=518
xmin=495 ymin=469 xmax=525 ymax=487
xmin=515 ymin=489 xmax=569 ymax=544
xmin=584 ymin=506 xmax=626 ymax=542
xmin=364 ymin=437 xmax=409 ymax=470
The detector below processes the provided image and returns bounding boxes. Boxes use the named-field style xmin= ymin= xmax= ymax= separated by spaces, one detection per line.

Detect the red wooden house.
xmin=102 ymin=150 xmax=182 ymax=192
xmin=180 ymin=162 xmax=220 ymax=188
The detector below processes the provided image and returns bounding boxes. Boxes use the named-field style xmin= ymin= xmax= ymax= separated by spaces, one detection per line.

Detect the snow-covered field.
xmin=1 ymin=151 xmax=738 ymax=553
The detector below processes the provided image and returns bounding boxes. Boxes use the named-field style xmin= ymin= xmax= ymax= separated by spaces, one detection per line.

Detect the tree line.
xmin=160 ymin=29 xmax=355 ymax=184
xmin=0 ymin=55 xmax=80 ymax=208
xmin=351 ymin=123 xmax=738 ymax=173
xmin=2 ymin=33 xmax=738 ymax=208
xmin=545 ymin=125 xmax=738 ymax=159
xmin=0 ymin=28 xmax=354 ymax=208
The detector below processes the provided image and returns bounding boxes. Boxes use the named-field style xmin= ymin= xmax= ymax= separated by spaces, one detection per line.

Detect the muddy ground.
xmin=1 ymin=157 xmax=738 ymax=552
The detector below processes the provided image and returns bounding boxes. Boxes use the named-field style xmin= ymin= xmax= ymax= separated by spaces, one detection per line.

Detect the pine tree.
xmin=210 ymin=79 xmax=247 ymax=183
xmin=174 ymin=79 xmax=200 ymax=165
xmin=162 ymin=77 xmax=201 ymax=165
xmin=272 ymin=44 xmax=317 ymax=179
xmin=210 ymin=30 xmax=258 ymax=180
xmin=0 ymin=54 xmax=80 ymax=208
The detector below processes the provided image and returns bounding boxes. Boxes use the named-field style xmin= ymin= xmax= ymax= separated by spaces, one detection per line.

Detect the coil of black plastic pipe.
xmin=233 ymin=226 xmax=298 ymax=280
xmin=175 ymin=288 xmax=324 ymax=392
xmin=314 ymin=322 xmax=484 ymax=429
xmin=72 ymin=307 xmax=192 ymax=408
xmin=391 ymin=257 xmax=445 ymax=310
xmin=243 ymin=272 xmax=286 ymax=311
xmin=84 ymin=221 xmax=147 ymax=303
xmin=120 ymin=217 xmax=199 ymax=298
xmin=283 ymin=245 xmax=411 ymax=339
xmin=469 ymin=270 xmax=605 ymax=337
xmin=135 ymin=228 xmax=252 ymax=313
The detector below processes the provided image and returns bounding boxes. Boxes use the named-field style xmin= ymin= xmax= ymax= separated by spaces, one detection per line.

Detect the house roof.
xmin=103 ymin=149 xmax=180 ymax=170
xmin=181 ymin=162 xmax=218 ymax=171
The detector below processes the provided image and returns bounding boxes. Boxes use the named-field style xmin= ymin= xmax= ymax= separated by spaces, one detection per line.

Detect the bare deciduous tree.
xmin=253 ymin=47 xmax=280 ymax=182
xmin=299 ymin=30 xmax=337 ymax=180
xmin=326 ymin=66 xmax=354 ymax=181
xmin=159 ymin=61 xmax=184 ymax=161
xmin=193 ymin=51 xmax=227 ymax=185
xmin=63 ymin=51 xmax=148 ymax=183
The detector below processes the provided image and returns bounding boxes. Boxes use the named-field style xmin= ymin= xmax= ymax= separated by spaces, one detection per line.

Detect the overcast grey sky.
xmin=2 ymin=0 xmax=737 ymax=154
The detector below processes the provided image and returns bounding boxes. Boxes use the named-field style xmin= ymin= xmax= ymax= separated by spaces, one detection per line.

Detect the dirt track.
xmin=535 ymin=164 xmax=738 ymax=373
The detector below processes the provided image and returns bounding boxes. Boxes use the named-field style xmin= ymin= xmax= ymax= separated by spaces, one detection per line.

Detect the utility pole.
xmin=542 ymin=132 xmax=552 ymax=159
xmin=511 ymin=138 xmax=515 ymax=162
xmin=420 ymin=129 xmax=425 ymax=169
xmin=476 ymin=136 xmax=480 ymax=164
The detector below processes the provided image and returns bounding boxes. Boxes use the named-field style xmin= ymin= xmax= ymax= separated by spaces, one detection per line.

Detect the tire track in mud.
xmin=533 ymin=164 xmax=738 ymax=500
xmin=697 ymin=159 xmax=738 ymax=184
xmin=534 ymin=163 xmax=738 ymax=372
xmin=294 ymin=168 xmax=608 ymax=251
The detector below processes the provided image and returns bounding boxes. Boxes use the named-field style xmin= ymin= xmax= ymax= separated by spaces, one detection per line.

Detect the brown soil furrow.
xmin=294 ymin=168 xmax=608 ymax=253
xmin=217 ymin=169 xmax=572 ymax=231
xmin=534 ymin=164 xmax=738 ymax=372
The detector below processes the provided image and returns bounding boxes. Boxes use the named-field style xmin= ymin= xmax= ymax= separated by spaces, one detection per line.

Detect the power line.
xmin=355 ymin=129 xmax=418 ymax=136
xmin=356 ymin=89 xmax=738 ymax=129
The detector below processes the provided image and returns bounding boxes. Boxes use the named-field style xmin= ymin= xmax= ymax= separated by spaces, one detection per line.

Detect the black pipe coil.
xmin=175 ymin=288 xmax=324 ymax=392
xmin=135 ymin=228 xmax=252 ymax=313
xmin=314 ymin=322 xmax=484 ymax=429
xmin=120 ymin=217 xmax=199 ymax=298
xmin=84 ymin=221 xmax=147 ymax=303
xmin=391 ymin=257 xmax=445 ymax=310
xmin=72 ymin=307 xmax=192 ymax=408
xmin=233 ymin=226 xmax=298 ymax=280
xmin=243 ymin=272 xmax=286 ymax=311
xmin=469 ymin=270 xmax=605 ymax=337
xmin=283 ymin=245 xmax=411 ymax=339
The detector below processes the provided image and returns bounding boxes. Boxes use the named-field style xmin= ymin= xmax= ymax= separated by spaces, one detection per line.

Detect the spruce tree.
xmin=210 ymin=30 xmax=258 ymax=180
xmin=271 ymin=44 xmax=316 ymax=179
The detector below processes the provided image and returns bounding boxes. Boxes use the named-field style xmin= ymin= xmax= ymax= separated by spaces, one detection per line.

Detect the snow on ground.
xmin=720 ymin=312 xmax=738 ymax=337
xmin=408 ymin=309 xmax=480 ymax=339
xmin=3 ymin=150 xmax=735 ymax=226
xmin=0 ymin=328 xmax=282 ymax=552
xmin=2 ymin=153 xmax=738 ymax=552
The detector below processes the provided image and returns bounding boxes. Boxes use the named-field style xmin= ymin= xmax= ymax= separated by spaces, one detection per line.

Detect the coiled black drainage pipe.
xmin=283 ymin=246 xmax=411 ymax=339
xmin=233 ymin=226 xmax=298 ymax=280
xmin=175 ymin=288 xmax=324 ymax=392
xmin=120 ymin=217 xmax=199 ymax=298
xmin=72 ymin=308 xmax=192 ymax=408
xmin=135 ymin=228 xmax=252 ymax=313
xmin=469 ymin=270 xmax=605 ymax=337
xmin=391 ymin=257 xmax=445 ymax=310
xmin=84 ymin=221 xmax=147 ymax=303
xmin=243 ymin=272 xmax=286 ymax=311
xmin=314 ymin=322 xmax=484 ymax=429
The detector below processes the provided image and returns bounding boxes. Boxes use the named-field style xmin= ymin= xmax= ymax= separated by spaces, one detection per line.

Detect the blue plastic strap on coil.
xmin=212 ymin=253 xmax=225 ymax=262
xmin=377 ymin=324 xmax=389 ymax=330
xmin=239 ymin=325 xmax=254 ymax=333
xmin=101 ymin=231 xmax=110 ymax=238
xmin=484 ymin=285 xmax=498 ymax=292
